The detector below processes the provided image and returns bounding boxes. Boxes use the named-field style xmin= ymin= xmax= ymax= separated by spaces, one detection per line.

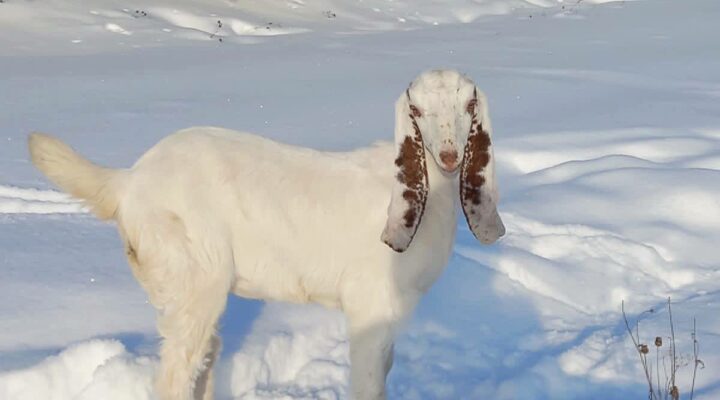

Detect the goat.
xmin=28 ymin=69 xmax=505 ymax=400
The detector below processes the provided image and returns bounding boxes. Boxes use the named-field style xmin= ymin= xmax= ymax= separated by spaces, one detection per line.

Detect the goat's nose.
xmin=439 ymin=150 xmax=459 ymax=172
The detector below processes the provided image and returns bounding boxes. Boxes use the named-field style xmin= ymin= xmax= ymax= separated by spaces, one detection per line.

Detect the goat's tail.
xmin=28 ymin=133 xmax=126 ymax=220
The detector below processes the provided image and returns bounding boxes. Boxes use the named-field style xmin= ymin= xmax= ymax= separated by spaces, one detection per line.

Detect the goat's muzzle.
xmin=439 ymin=149 xmax=459 ymax=173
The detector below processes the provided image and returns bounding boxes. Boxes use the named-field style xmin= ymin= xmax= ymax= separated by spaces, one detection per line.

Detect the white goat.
xmin=28 ymin=69 xmax=505 ymax=400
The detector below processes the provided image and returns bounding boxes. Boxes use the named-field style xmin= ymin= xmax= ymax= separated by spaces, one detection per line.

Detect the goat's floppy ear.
xmin=381 ymin=89 xmax=429 ymax=252
xmin=460 ymin=87 xmax=505 ymax=244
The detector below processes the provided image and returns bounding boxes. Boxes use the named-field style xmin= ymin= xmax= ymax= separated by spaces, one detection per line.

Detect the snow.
xmin=0 ymin=340 xmax=155 ymax=400
xmin=0 ymin=0 xmax=570 ymax=55
xmin=0 ymin=185 xmax=83 ymax=214
xmin=2 ymin=0 xmax=720 ymax=399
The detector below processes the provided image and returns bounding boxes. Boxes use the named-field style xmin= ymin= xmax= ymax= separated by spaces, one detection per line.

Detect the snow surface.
xmin=2 ymin=0 xmax=720 ymax=399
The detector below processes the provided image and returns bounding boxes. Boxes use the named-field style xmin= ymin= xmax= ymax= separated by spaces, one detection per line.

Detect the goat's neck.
xmin=426 ymin=162 xmax=457 ymax=222
xmin=419 ymin=151 xmax=459 ymax=257
xmin=394 ymin=154 xmax=459 ymax=296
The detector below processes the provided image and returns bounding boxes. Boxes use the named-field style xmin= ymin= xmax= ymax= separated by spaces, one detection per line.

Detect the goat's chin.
xmin=436 ymin=163 xmax=460 ymax=177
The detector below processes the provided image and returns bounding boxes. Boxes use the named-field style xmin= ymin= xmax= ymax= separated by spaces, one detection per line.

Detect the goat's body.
xmin=31 ymin=127 xmax=458 ymax=399
xmin=121 ymin=127 xmax=455 ymax=308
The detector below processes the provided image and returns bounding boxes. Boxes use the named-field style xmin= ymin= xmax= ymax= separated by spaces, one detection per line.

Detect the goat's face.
xmin=403 ymin=72 xmax=476 ymax=174
xmin=381 ymin=69 xmax=505 ymax=252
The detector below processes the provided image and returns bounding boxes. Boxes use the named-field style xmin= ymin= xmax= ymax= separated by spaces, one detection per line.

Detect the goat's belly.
xmin=231 ymin=264 xmax=342 ymax=309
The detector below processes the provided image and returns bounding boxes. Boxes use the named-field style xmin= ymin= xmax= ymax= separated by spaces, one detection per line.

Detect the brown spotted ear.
xmin=460 ymin=88 xmax=505 ymax=244
xmin=381 ymin=89 xmax=429 ymax=252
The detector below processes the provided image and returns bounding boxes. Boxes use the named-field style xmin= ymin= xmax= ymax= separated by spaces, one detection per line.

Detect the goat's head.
xmin=381 ymin=69 xmax=505 ymax=252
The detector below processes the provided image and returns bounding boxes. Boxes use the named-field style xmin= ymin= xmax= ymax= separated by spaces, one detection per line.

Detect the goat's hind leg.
xmin=153 ymin=253 xmax=231 ymax=400
xmin=122 ymin=223 xmax=232 ymax=400
xmin=194 ymin=333 xmax=222 ymax=400
xmin=154 ymin=284 xmax=227 ymax=400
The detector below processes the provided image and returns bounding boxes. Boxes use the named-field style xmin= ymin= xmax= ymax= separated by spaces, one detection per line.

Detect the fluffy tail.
xmin=28 ymin=133 xmax=126 ymax=220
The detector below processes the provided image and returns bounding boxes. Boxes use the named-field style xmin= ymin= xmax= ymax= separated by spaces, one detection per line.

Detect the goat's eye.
xmin=466 ymin=99 xmax=477 ymax=114
xmin=409 ymin=105 xmax=422 ymax=118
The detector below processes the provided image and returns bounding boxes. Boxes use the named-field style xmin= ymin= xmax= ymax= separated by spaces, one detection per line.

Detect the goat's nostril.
xmin=440 ymin=150 xmax=458 ymax=166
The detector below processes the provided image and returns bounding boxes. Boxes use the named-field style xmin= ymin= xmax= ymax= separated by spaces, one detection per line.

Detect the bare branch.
xmin=690 ymin=317 xmax=699 ymax=400
xmin=623 ymin=300 xmax=657 ymax=400
xmin=668 ymin=298 xmax=677 ymax=399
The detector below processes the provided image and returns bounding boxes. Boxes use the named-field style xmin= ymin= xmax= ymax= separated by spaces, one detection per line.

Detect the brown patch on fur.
xmin=461 ymin=122 xmax=491 ymax=206
xmin=460 ymin=92 xmax=494 ymax=240
xmin=394 ymin=115 xmax=429 ymax=231
xmin=403 ymin=208 xmax=417 ymax=228
xmin=402 ymin=189 xmax=419 ymax=202
xmin=409 ymin=104 xmax=422 ymax=118
xmin=402 ymin=189 xmax=422 ymax=228
xmin=466 ymin=99 xmax=477 ymax=115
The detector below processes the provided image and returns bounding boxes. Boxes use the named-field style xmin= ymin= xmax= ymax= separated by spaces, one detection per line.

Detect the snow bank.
xmin=0 ymin=307 xmax=347 ymax=400
xmin=0 ymin=0 xmax=630 ymax=55
xmin=0 ymin=185 xmax=84 ymax=214
xmin=0 ymin=340 xmax=154 ymax=400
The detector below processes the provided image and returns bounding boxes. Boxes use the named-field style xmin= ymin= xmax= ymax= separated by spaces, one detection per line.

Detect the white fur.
xmin=28 ymin=70 xmax=502 ymax=400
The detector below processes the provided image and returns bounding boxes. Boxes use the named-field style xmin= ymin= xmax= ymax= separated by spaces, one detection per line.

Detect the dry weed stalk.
xmin=621 ymin=298 xmax=703 ymax=400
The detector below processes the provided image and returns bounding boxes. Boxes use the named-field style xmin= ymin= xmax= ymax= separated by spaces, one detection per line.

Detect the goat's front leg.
xmin=347 ymin=316 xmax=397 ymax=400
